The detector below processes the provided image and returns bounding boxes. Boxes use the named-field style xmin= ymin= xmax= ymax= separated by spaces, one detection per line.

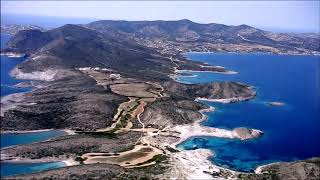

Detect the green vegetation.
xmin=117 ymin=144 xmax=135 ymax=153
xmin=135 ymin=154 xmax=168 ymax=166
xmin=79 ymin=131 xmax=117 ymax=139
xmin=124 ymin=114 xmax=132 ymax=119
xmin=75 ymin=156 xmax=88 ymax=165
xmin=113 ymin=100 xmax=141 ymax=131
xmin=151 ymin=154 xmax=167 ymax=163
xmin=114 ymin=115 xmax=129 ymax=130
xmin=165 ymin=146 xmax=180 ymax=153
xmin=130 ymin=101 xmax=141 ymax=112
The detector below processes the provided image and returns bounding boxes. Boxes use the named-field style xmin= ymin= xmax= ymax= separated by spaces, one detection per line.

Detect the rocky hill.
xmin=3 ymin=23 xmax=237 ymax=82
xmin=86 ymin=19 xmax=320 ymax=55
xmin=3 ymin=20 xmax=319 ymax=84
xmin=1 ymin=20 xmax=318 ymax=179
xmin=1 ymin=24 xmax=45 ymax=35
xmin=3 ymin=24 xmax=177 ymax=82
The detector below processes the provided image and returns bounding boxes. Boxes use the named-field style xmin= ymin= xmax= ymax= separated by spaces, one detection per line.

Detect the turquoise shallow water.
xmin=1 ymin=162 xmax=65 ymax=177
xmin=1 ymin=130 xmax=67 ymax=148
xmin=1 ymin=33 xmax=30 ymax=96
xmin=177 ymin=53 xmax=320 ymax=172
xmin=1 ymin=34 xmax=67 ymax=177
xmin=1 ymin=15 xmax=93 ymax=176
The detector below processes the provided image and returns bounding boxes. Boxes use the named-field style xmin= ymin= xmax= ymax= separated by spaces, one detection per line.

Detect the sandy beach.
xmin=62 ymin=159 xmax=80 ymax=166
xmin=196 ymin=96 xmax=253 ymax=103
xmin=1 ymin=129 xmax=75 ymax=135
xmin=176 ymin=69 xmax=238 ymax=75
xmin=1 ymin=92 xmax=28 ymax=116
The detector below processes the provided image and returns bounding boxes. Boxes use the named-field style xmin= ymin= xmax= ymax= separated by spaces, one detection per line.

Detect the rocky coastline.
xmin=1 ymin=22 xmax=319 ymax=179
xmin=0 ymin=52 xmax=26 ymax=58
xmin=1 ymin=63 xmax=264 ymax=179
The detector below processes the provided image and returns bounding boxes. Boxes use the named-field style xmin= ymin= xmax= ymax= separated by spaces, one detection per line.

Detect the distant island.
xmin=1 ymin=24 xmax=45 ymax=35
xmin=2 ymin=20 xmax=320 ymax=56
xmin=1 ymin=20 xmax=319 ymax=179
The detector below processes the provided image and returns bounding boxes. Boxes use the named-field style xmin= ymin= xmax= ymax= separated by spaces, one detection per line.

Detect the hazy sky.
xmin=1 ymin=1 xmax=319 ymax=33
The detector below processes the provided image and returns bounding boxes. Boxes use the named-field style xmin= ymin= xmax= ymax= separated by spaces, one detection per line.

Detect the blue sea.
xmin=1 ymin=14 xmax=97 ymax=29
xmin=1 ymin=34 xmax=67 ymax=177
xmin=1 ymin=14 xmax=319 ymax=174
xmin=1 ymin=34 xmax=30 ymax=96
xmin=1 ymin=14 xmax=96 ymax=176
xmin=1 ymin=162 xmax=65 ymax=177
xmin=177 ymin=53 xmax=320 ymax=172
xmin=1 ymin=130 xmax=67 ymax=149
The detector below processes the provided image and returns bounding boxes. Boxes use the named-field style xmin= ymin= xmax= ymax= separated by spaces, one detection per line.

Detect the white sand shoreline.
xmin=170 ymin=100 xmax=263 ymax=146
xmin=0 ymin=52 xmax=26 ymax=58
xmin=176 ymin=69 xmax=238 ymax=75
xmin=1 ymin=92 xmax=29 ymax=116
xmin=1 ymin=129 xmax=76 ymax=135
xmin=1 ymin=155 xmax=78 ymax=167
xmin=1 ymin=62 xmax=263 ymax=178
xmin=196 ymin=96 xmax=253 ymax=103
xmin=62 ymin=159 xmax=80 ymax=166
xmin=10 ymin=68 xmax=58 ymax=81
xmin=184 ymin=51 xmax=320 ymax=56
xmin=162 ymin=92 xmax=263 ymax=179
xmin=165 ymin=63 xmax=263 ymax=178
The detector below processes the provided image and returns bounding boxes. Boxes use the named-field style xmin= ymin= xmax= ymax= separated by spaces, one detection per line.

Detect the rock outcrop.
xmin=239 ymin=157 xmax=320 ymax=180
xmin=233 ymin=127 xmax=264 ymax=140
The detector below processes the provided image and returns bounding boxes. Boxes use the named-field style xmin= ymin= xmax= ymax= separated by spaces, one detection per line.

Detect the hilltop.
xmin=1 ymin=24 xmax=45 ymax=35
xmin=1 ymin=20 xmax=319 ymax=179
xmin=86 ymin=19 xmax=320 ymax=55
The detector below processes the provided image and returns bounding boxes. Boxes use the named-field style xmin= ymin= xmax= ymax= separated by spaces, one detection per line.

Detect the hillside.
xmin=1 ymin=20 xmax=318 ymax=179
xmin=1 ymin=24 xmax=45 ymax=35
xmin=3 ymin=24 xmax=176 ymax=81
xmin=86 ymin=19 xmax=320 ymax=55
xmin=3 ymin=22 xmax=237 ymax=82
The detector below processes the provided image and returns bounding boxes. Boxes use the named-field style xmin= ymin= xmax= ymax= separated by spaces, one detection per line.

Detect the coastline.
xmin=165 ymin=148 xmax=239 ymax=179
xmin=162 ymin=63 xmax=265 ymax=178
xmin=196 ymin=96 xmax=254 ymax=103
xmin=169 ymin=66 xmax=238 ymax=82
xmin=1 ymin=129 xmax=77 ymax=168
xmin=1 ymin=21 xmax=319 ymax=178
xmin=1 ymin=92 xmax=28 ymax=116
xmin=168 ymin=53 xmax=318 ymax=178
xmin=177 ymin=69 xmax=238 ymax=75
xmin=0 ymin=52 xmax=26 ymax=58
xmin=10 ymin=68 xmax=58 ymax=82
xmin=183 ymin=51 xmax=320 ymax=56
xmin=2 ymin=48 xmax=318 ymax=178
xmin=62 ymin=159 xmax=79 ymax=166
xmin=155 ymin=95 xmax=262 ymax=179
xmin=0 ymin=157 xmax=77 ymax=175
xmin=0 ymin=52 xmax=269 ymax=179
xmin=1 ymin=129 xmax=76 ymax=135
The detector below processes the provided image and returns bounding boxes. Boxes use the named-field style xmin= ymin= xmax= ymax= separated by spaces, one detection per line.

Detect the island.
xmin=1 ymin=20 xmax=319 ymax=179
xmin=267 ymin=101 xmax=285 ymax=106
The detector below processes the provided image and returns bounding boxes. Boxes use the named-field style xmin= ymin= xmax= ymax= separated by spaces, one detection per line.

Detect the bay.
xmin=177 ymin=53 xmax=320 ymax=172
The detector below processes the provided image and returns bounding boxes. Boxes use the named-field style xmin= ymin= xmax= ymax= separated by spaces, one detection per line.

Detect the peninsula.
xmin=1 ymin=20 xmax=319 ymax=179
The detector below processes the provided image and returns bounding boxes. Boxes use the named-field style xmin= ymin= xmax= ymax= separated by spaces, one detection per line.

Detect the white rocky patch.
xmin=11 ymin=68 xmax=58 ymax=81
xmin=1 ymin=93 xmax=26 ymax=116
xmin=77 ymin=67 xmax=112 ymax=72
xmin=176 ymin=69 xmax=238 ymax=75
xmin=166 ymin=149 xmax=237 ymax=180
xmin=196 ymin=97 xmax=252 ymax=104
xmin=0 ymin=52 xmax=26 ymax=58
xmin=11 ymin=68 xmax=78 ymax=81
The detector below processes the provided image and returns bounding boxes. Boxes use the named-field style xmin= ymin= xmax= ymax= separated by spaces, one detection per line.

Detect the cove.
xmin=177 ymin=52 xmax=320 ymax=172
xmin=1 ymin=130 xmax=67 ymax=148
xmin=1 ymin=33 xmax=30 ymax=96
xmin=1 ymin=33 xmax=67 ymax=177
xmin=1 ymin=162 xmax=65 ymax=177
